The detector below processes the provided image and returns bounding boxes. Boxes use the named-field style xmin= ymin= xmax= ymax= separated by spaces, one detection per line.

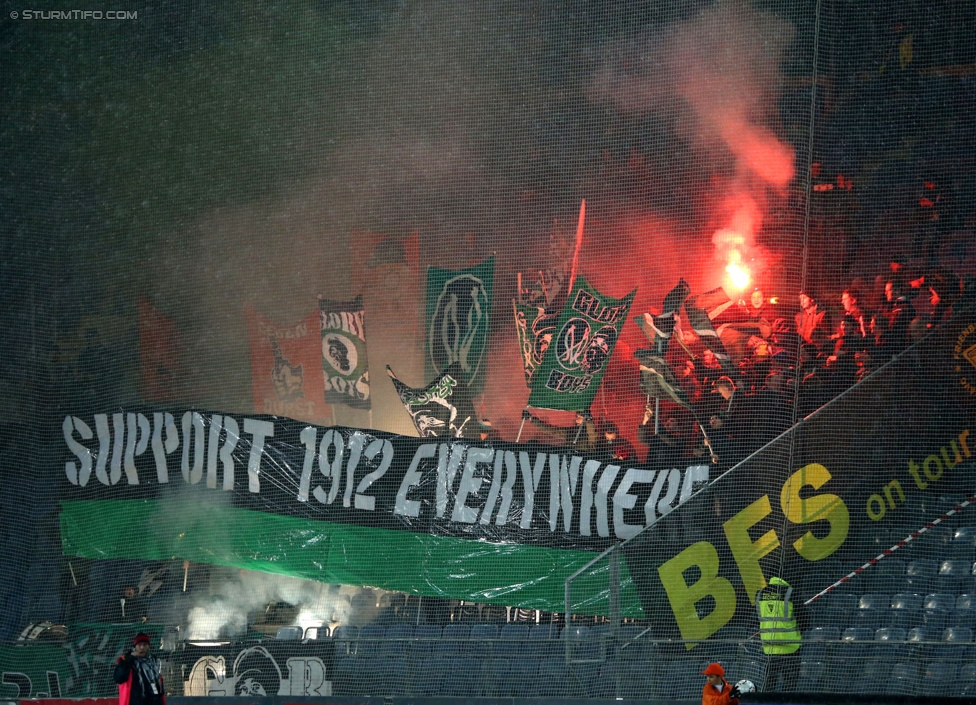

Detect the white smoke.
xmin=186 ymin=570 xmax=357 ymax=640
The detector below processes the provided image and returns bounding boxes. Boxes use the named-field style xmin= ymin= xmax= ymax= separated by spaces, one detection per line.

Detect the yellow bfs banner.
xmin=621 ymin=315 xmax=975 ymax=647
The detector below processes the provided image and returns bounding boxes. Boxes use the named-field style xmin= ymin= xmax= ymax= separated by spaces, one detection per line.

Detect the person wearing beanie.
xmin=701 ymin=663 xmax=740 ymax=705
xmin=114 ymin=633 xmax=165 ymax=705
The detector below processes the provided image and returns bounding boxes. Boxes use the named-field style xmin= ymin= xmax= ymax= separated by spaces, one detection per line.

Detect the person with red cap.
xmin=114 ymin=633 xmax=165 ymax=705
xmin=701 ymin=663 xmax=740 ymax=705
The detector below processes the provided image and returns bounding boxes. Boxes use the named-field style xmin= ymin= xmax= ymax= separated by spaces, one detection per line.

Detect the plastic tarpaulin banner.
xmin=58 ymin=410 xmax=715 ymax=613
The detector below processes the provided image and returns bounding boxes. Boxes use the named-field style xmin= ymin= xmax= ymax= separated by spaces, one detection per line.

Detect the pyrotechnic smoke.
xmin=186 ymin=571 xmax=355 ymax=640
xmin=588 ymin=0 xmax=796 ymax=294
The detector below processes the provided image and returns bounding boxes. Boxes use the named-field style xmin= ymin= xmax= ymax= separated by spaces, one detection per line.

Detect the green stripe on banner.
xmin=60 ymin=499 xmax=643 ymax=617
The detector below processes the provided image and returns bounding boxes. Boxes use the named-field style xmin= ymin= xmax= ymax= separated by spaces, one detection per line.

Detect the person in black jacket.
xmin=114 ymin=633 xmax=165 ymax=705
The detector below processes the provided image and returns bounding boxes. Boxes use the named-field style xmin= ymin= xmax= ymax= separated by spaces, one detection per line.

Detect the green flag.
xmin=528 ymin=276 xmax=636 ymax=411
xmin=513 ymin=299 xmax=559 ymax=387
xmin=425 ymin=257 xmax=495 ymax=394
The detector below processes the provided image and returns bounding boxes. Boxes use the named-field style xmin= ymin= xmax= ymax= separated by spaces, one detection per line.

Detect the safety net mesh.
xmin=2 ymin=0 xmax=976 ymax=700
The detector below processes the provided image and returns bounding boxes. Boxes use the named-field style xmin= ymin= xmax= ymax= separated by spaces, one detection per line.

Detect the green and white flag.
xmin=319 ymin=295 xmax=371 ymax=409
xmin=425 ymin=256 xmax=495 ymax=394
xmin=527 ymin=276 xmax=636 ymax=412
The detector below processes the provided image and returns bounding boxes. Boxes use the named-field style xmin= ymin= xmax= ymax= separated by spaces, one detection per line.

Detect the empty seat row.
xmin=803 ymin=558 xmax=976 ymax=596
xmin=332 ymin=653 xmax=756 ymax=699
xmin=804 ymin=625 xmax=976 ymax=661
xmin=332 ymin=654 xmax=611 ymax=698
xmin=799 ymin=659 xmax=976 ymax=698
xmin=332 ymin=622 xmax=595 ymax=658
xmin=810 ymin=591 xmax=976 ymax=630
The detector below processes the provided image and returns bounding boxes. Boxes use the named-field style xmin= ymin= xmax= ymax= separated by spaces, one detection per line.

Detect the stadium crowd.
xmin=524 ymin=255 xmax=974 ymax=473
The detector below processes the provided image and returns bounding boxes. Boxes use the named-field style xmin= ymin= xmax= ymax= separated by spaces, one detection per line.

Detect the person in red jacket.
xmin=701 ymin=663 xmax=740 ymax=705
xmin=114 ymin=633 xmax=165 ymax=705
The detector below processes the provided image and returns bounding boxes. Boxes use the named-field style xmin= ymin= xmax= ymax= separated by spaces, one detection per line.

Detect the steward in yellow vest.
xmin=756 ymin=577 xmax=801 ymax=654
xmin=756 ymin=577 xmax=802 ymax=692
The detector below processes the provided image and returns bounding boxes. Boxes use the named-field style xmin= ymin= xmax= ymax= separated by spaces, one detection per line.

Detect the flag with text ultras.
xmin=387 ymin=363 xmax=477 ymax=439
xmin=425 ymin=256 xmax=495 ymax=396
xmin=319 ymin=295 xmax=371 ymax=409
xmin=528 ymin=277 xmax=636 ymax=412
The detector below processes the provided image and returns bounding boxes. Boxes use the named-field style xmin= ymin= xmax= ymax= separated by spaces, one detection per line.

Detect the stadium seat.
xmin=873 ymin=627 xmax=907 ymax=658
xmin=565 ymin=624 xmax=601 ymax=660
xmin=923 ymin=591 xmax=955 ymax=612
xmin=938 ymin=559 xmax=972 ymax=593
xmin=659 ymin=657 xmax=698 ymax=700
xmin=797 ymin=660 xmax=825 ymax=691
xmin=922 ymin=592 xmax=956 ymax=612
xmin=958 ymin=662 xmax=976 ymax=697
xmin=889 ymin=592 xmax=922 ymax=629
xmin=332 ymin=656 xmax=365 ymax=696
xmin=854 ymin=661 xmax=885 ymax=694
xmin=618 ymin=624 xmax=652 ymax=660
xmin=537 ymin=656 xmax=570 ymax=696
xmin=441 ymin=656 xmax=483 ymax=696
xmin=803 ymin=626 xmax=840 ymax=661
xmin=950 ymin=526 xmax=976 ymax=560
xmin=884 ymin=661 xmax=918 ymax=695
xmin=497 ymin=622 xmax=529 ymax=657
xmin=949 ymin=595 xmax=976 ymax=629
xmin=469 ymin=622 xmax=499 ymax=657
xmin=810 ymin=592 xmax=856 ymax=629
xmin=364 ymin=656 xmax=408 ymax=696
xmin=855 ymin=593 xmax=890 ymax=629
xmin=382 ymin=623 xmax=413 ymax=658
xmin=905 ymin=559 xmax=938 ymax=594
xmin=527 ymin=623 xmax=562 ymax=656
xmin=838 ymin=627 xmax=874 ymax=667
xmin=589 ymin=661 xmax=615 ymax=698
xmin=434 ymin=622 xmax=471 ymax=656
xmin=303 ymin=625 xmax=328 ymax=640
xmin=483 ymin=658 xmax=510 ymax=697
xmin=567 ymin=663 xmax=602 ymax=698
xmin=357 ymin=624 xmax=385 ymax=657
xmin=395 ymin=603 xmax=420 ymax=624
xmin=866 ymin=558 xmax=906 ymax=592
xmin=274 ymin=625 xmax=303 ymax=640
xmin=508 ymin=655 xmax=540 ymax=697
xmin=936 ymin=626 xmax=973 ymax=660
xmin=332 ymin=625 xmax=359 ymax=656
xmin=410 ymin=623 xmax=441 ymax=657
xmin=918 ymin=660 xmax=957 ymax=697
xmin=410 ymin=655 xmax=449 ymax=696
xmin=829 ymin=592 xmax=858 ymax=615
xmin=617 ymin=659 xmax=657 ymax=699
xmin=907 ymin=626 xmax=939 ymax=659
xmin=921 ymin=608 xmax=949 ymax=632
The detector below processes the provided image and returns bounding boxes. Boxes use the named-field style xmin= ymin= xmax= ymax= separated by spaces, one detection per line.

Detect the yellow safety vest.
xmin=756 ymin=580 xmax=801 ymax=655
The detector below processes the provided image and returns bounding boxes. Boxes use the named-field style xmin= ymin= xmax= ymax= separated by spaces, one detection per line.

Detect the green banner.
xmin=528 ymin=277 xmax=636 ymax=411
xmin=61 ymin=498 xmax=642 ymax=617
xmin=425 ymin=257 xmax=495 ymax=395
xmin=514 ymin=300 xmax=559 ymax=387
xmin=0 ymin=624 xmax=163 ymax=698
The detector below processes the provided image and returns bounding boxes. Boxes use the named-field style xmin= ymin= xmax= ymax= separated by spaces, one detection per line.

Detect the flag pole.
xmin=516 ymin=409 xmax=529 ymax=442
xmin=567 ymin=199 xmax=586 ymax=294
xmin=573 ymin=410 xmax=590 ymax=445
xmin=698 ymin=422 xmax=718 ymax=465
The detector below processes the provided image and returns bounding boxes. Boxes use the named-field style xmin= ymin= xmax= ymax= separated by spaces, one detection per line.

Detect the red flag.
xmin=137 ymin=298 xmax=184 ymax=402
xmin=244 ymin=303 xmax=330 ymax=423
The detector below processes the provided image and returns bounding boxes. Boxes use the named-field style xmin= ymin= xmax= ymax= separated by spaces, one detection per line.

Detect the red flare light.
xmin=726 ymin=261 xmax=751 ymax=291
